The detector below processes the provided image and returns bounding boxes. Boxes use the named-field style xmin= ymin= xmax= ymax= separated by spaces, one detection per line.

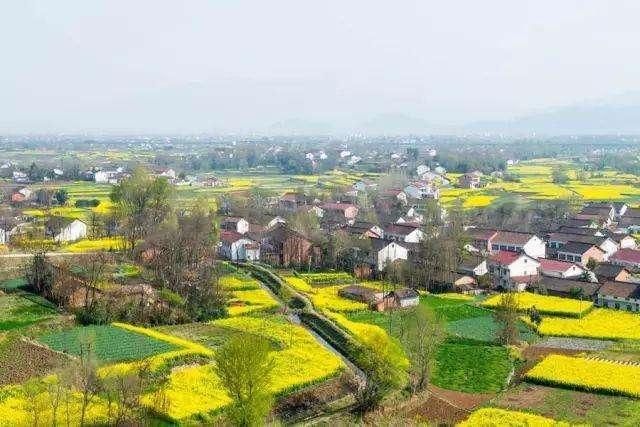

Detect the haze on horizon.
xmin=2 ymin=0 xmax=640 ymax=134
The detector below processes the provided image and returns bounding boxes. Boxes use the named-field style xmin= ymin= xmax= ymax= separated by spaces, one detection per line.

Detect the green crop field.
xmin=432 ymin=338 xmax=513 ymax=393
xmin=0 ymin=293 xmax=57 ymax=331
xmin=38 ymin=324 xmax=179 ymax=363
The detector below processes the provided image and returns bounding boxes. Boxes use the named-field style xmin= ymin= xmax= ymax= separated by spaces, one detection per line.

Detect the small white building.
xmin=488 ymin=251 xmax=540 ymax=291
xmin=221 ymin=217 xmax=250 ymax=235
xmin=219 ymin=230 xmax=260 ymax=262
xmin=374 ymin=240 xmax=408 ymax=271
xmin=491 ymin=231 xmax=546 ymax=260
xmin=51 ymin=219 xmax=88 ymax=243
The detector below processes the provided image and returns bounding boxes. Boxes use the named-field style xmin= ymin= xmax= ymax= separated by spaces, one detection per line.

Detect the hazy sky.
xmin=2 ymin=0 xmax=640 ymax=133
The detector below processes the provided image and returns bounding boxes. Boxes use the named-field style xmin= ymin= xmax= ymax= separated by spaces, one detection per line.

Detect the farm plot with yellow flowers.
xmin=529 ymin=308 xmax=640 ymax=341
xmin=481 ymin=292 xmax=593 ymax=317
xmin=147 ymin=315 xmax=344 ymax=422
xmin=220 ymin=274 xmax=279 ymax=316
xmin=459 ymin=407 xmax=569 ymax=427
xmin=525 ymin=354 xmax=640 ymax=398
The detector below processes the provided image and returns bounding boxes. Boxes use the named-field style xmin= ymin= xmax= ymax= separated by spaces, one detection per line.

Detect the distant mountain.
xmin=268 ymin=118 xmax=337 ymax=135
xmin=467 ymin=92 xmax=640 ymax=135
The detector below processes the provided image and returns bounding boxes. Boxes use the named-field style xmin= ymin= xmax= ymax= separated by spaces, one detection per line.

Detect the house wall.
xmin=404 ymin=229 xmax=424 ymax=243
xmin=523 ymin=237 xmax=546 ymax=259
xmin=55 ymin=221 xmax=87 ymax=243
xmin=236 ymin=219 xmax=250 ymax=234
xmin=377 ymin=243 xmax=408 ymax=271
xmin=0 ymin=229 xmax=5 ymax=245
xmin=599 ymin=239 xmax=619 ymax=261
xmin=597 ymin=294 xmax=640 ymax=312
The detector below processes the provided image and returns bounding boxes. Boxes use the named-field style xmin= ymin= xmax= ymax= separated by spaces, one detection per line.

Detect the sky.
xmin=2 ymin=0 xmax=640 ymax=134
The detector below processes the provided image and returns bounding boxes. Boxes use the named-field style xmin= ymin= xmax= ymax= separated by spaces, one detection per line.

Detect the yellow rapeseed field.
xmin=148 ymin=315 xmax=343 ymax=421
xmin=227 ymin=289 xmax=279 ymax=316
xmin=63 ymin=237 xmax=125 ymax=253
xmin=458 ymin=407 xmax=569 ymax=426
xmin=531 ymin=308 xmax=640 ymax=340
xmin=525 ymin=354 xmax=640 ymax=397
xmin=481 ymin=292 xmax=592 ymax=317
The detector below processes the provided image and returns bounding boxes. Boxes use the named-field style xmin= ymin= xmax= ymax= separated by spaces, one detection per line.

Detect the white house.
xmin=51 ymin=219 xmax=87 ymax=243
xmin=491 ymin=231 xmax=546 ymax=259
xmin=219 ymin=230 xmax=260 ymax=261
xmin=538 ymin=258 xmax=585 ymax=279
xmin=488 ymin=251 xmax=540 ymax=291
xmin=385 ymin=224 xmax=424 ymax=243
xmin=221 ymin=217 xmax=250 ymax=235
xmin=374 ymin=240 xmax=408 ymax=271
xmin=0 ymin=228 xmax=6 ymax=245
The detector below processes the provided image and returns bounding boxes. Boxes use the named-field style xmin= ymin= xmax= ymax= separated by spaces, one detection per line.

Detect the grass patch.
xmin=38 ymin=324 xmax=179 ymax=363
xmin=0 ymin=293 xmax=56 ymax=331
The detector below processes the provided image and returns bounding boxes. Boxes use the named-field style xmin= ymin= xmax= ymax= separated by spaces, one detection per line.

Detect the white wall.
xmin=523 ymin=236 xmax=546 ymax=259
xmin=377 ymin=242 xmax=408 ymax=271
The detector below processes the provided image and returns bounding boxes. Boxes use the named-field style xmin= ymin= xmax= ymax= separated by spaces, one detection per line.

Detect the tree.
xmin=493 ymin=292 xmax=520 ymax=345
xmin=214 ymin=334 xmax=275 ymax=426
xmin=75 ymin=335 xmax=101 ymax=427
xmin=25 ymin=251 xmax=54 ymax=299
xmin=551 ymin=166 xmax=569 ymax=184
xmin=400 ymin=305 xmax=446 ymax=393
xmin=54 ymin=188 xmax=69 ymax=205
xmin=110 ymin=167 xmax=174 ymax=252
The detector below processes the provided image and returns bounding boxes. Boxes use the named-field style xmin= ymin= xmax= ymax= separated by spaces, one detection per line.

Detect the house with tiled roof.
xmin=466 ymin=228 xmax=498 ymax=253
xmin=555 ymin=242 xmax=605 ymax=267
xmin=597 ymin=281 xmax=640 ymax=311
xmin=491 ymin=230 xmax=546 ymax=259
xmin=547 ymin=232 xmax=619 ymax=260
xmin=610 ymin=248 xmax=640 ymax=270
xmin=488 ymin=250 xmax=540 ymax=291
xmin=221 ymin=217 xmax=249 ymax=234
xmin=530 ymin=276 xmax=601 ymax=300
xmin=593 ymin=263 xmax=633 ymax=283
xmin=321 ymin=202 xmax=359 ymax=221
xmin=384 ymin=223 xmax=424 ymax=243
xmin=219 ymin=230 xmax=259 ymax=261
xmin=538 ymin=258 xmax=585 ymax=279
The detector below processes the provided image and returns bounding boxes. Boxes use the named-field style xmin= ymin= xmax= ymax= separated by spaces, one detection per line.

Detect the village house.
xmin=403 ymin=183 xmax=439 ymax=200
xmin=384 ymin=223 xmax=424 ymax=243
xmin=381 ymin=188 xmax=408 ymax=206
xmin=338 ymin=285 xmax=384 ymax=304
xmin=530 ymin=276 xmax=601 ymax=300
xmin=384 ymin=288 xmax=420 ymax=309
xmin=372 ymin=239 xmax=409 ymax=271
xmin=93 ymin=170 xmax=123 ymax=184
xmin=593 ymin=263 xmax=633 ymax=283
xmin=605 ymin=232 xmax=637 ymax=249
xmin=221 ymin=217 xmax=249 ymax=235
xmin=278 ymin=192 xmax=307 ymax=212
xmin=416 ymin=164 xmax=430 ymax=176
xmin=305 ymin=205 xmax=325 ymax=218
xmin=564 ymin=217 xmax=598 ymax=228
xmin=597 ymin=281 xmax=640 ymax=311
xmin=547 ymin=232 xmax=619 ymax=260
xmin=491 ymin=230 xmax=546 ymax=259
xmin=266 ymin=216 xmax=286 ymax=229
xmin=260 ymin=223 xmax=320 ymax=267
xmin=467 ymin=228 xmax=498 ymax=253
xmin=457 ymin=171 xmax=482 ymax=189
xmin=488 ymin=250 xmax=540 ymax=291
xmin=538 ymin=258 xmax=585 ymax=279
xmin=344 ymin=221 xmax=384 ymax=239
xmin=46 ymin=218 xmax=87 ymax=243
xmin=458 ymin=254 xmax=488 ymax=277
xmin=555 ymin=242 xmax=605 ymax=267
xmin=219 ymin=230 xmax=260 ymax=262
xmin=321 ymin=202 xmax=359 ymax=221
xmin=610 ymin=248 xmax=640 ymax=270
xmin=578 ymin=205 xmax=615 ymax=227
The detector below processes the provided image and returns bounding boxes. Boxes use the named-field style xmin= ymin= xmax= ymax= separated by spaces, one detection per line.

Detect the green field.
xmin=0 ymin=293 xmax=56 ymax=331
xmin=432 ymin=338 xmax=513 ymax=393
xmin=38 ymin=324 xmax=179 ymax=363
